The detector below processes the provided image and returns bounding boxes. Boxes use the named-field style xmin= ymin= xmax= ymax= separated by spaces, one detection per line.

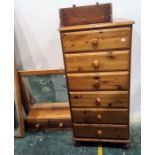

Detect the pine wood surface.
xmin=62 ymin=27 xmax=131 ymax=52
xmin=65 ymin=50 xmax=129 ymax=72
xmin=69 ymin=91 xmax=128 ymax=108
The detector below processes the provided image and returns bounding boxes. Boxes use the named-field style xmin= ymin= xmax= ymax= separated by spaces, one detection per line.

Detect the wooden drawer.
xmin=27 ymin=120 xmax=50 ymax=130
xmin=69 ymin=91 xmax=128 ymax=108
xmin=72 ymin=108 xmax=128 ymax=124
xmin=49 ymin=119 xmax=72 ymax=128
xmin=67 ymin=72 xmax=129 ymax=91
xmin=61 ymin=27 xmax=131 ymax=53
xmin=73 ymin=124 xmax=128 ymax=139
xmin=65 ymin=50 xmax=129 ymax=72
xmin=26 ymin=109 xmax=72 ymax=131
xmin=27 ymin=119 xmax=72 ymax=131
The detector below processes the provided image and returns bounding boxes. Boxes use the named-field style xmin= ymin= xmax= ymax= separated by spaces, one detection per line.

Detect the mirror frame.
xmin=17 ymin=69 xmax=69 ymax=114
xmin=14 ymin=63 xmax=25 ymax=137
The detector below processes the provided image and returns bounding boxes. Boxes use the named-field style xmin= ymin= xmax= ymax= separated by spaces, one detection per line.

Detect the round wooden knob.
xmin=97 ymin=130 xmax=103 ymax=135
xmin=35 ymin=123 xmax=40 ymax=128
xmin=82 ymin=18 xmax=86 ymax=21
xmin=59 ymin=122 xmax=64 ymax=127
xmin=121 ymin=38 xmax=126 ymax=42
xmin=91 ymin=38 xmax=98 ymax=48
xmin=97 ymin=114 xmax=102 ymax=119
xmin=95 ymin=98 xmax=101 ymax=105
xmin=93 ymin=60 xmax=99 ymax=69
xmin=93 ymin=80 xmax=100 ymax=88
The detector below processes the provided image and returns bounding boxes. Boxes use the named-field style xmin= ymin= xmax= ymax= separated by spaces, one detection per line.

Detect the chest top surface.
xmin=59 ymin=19 xmax=134 ymax=32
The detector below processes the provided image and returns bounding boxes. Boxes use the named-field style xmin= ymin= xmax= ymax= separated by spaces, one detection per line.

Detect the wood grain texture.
xmin=26 ymin=109 xmax=71 ymax=130
xmin=27 ymin=109 xmax=71 ymax=120
xmin=65 ymin=50 xmax=129 ymax=72
xmin=31 ymin=102 xmax=69 ymax=110
xmin=59 ymin=3 xmax=112 ymax=26
xmin=27 ymin=119 xmax=72 ymax=131
xmin=18 ymin=74 xmax=31 ymax=114
xmin=69 ymin=91 xmax=128 ymax=108
xmin=73 ymin=137 xmax=129 ymax=143
xmin=67 ymin=71 xmax=129 ymax=91
xmin=59 ymin=19 xmax=134 ymax=32
xmin=18 ymin=69 xmax=65 ymax=76
xmin=62 ymin=27 xmax=131 ymax=52
xmin=72 ymin=108 xmax=128 ymax=124
xmin=59 ymin=19 xmax=134 ymax=143
xmin=73 ymin=124 xmax=128 ymax=139
xmin=14 ymin=63 xmax=25 ymax=137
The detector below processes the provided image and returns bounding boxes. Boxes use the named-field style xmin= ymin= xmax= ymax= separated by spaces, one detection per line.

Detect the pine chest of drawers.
xmin=59 ymin=20 xmax=134 ymax=144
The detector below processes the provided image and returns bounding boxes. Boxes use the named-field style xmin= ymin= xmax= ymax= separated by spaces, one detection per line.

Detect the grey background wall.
xmin=15 ymin=0 xmax=141 ymax=120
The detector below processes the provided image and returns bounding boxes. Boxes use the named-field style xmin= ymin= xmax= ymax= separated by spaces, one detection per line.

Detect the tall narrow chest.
xmin=59 ymin=20 xmax=134 ymax=143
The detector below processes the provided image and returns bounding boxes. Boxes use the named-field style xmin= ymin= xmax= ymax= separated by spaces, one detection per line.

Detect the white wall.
xmin=15 ymin=0 xmax=141 ymax=120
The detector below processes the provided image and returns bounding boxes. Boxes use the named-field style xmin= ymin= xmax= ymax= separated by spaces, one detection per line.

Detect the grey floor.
xmin=14 ymin=121 xmax=140 ymax=155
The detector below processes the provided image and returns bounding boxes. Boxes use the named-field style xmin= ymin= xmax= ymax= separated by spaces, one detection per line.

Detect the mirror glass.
xmin=21 ymin=74 xmax=68 ymax=106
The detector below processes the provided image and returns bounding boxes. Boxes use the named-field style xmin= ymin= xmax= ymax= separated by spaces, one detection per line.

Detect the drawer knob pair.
xmin=97 ymin=130 xmax=103 ymax=135
xmin=91 ymin=38 xmax=98 ymax=48
xmin=93 ymin=60 xmax=99 ymax=69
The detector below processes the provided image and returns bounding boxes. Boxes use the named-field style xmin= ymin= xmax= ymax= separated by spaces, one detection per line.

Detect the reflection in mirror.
xmin=21 ymin=74 xmax=68 ymax=105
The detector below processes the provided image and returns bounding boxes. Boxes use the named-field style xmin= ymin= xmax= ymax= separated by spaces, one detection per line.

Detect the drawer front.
xmin=67 ymin=72 xmax=129 ymax=91
xmin=69 ymin=91 xmax=128 ymax=108
xmin=73 ymin=124 xmax=128 ymax=139
xmin=61 ymin=27 xmax=131 ymax=52
xmin=49 ymin=119 xmax=72 ymax=128
xmin=27 ymin=119 xmax=72 ymax=130
xmin=27 ymin=120 xmax=50 ymax=130
xmin=72 ymin=108 xmax=128 ymax=124
xmin=65 ymin=50 xmax=129 ymax=72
